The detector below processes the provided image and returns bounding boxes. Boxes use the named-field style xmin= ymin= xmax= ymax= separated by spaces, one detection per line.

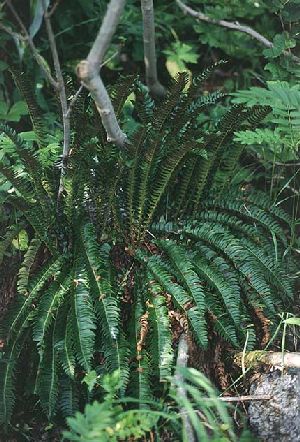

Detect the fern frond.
xmin=140 ymin=140 xmax=195 ymax=233
xmin=174 ymin=154 xmax=198 ymax=217
xmin=192 ymin=255 xmax=240 ymax=326
xmin=17 ymin=238 xmax=41 ymax=295
xmin=137 ymin=251 xmax=190 ymax=307
xmin=130 ymin=351 xmax=153 ymax=408
xmin=53 ymin=302 xmax=76 ymax=379
xmin=190 ymin=210 xmax=265 ymax=244
xmin=185 ymin=306 xmax=210 ymax=347
xmin=217 ymin=104 xmax=246 ymax=133
xmin=184 ymin=152 xmax=214 ymax=214
xmin=202 ymin=195 xmax=288 ymax=245
xmin=135 ymin=131 xmax=162 ymax=229
xmin=211 ymin=142 xmax=244 ymax=193
xmin=0 ymin=331 xmax=29 ymax=424
xmin=33 ymin=272 xmax=71 ymax=348
xmin=82 ymin=224 xmax=122 ymax=373
xmin=0 ymin=123 xmax=47 ymax=194
xmin=134 ymin=81 xmax=155 ymax=124
xmin=0 ymin=164 xmax=34 ymax=200
xmin=240 ymin=238 xmax=293 ymax=300
xmin=190 ymin=61 xmax=227 ymax=92
xmin=153 ymin=72 xmax=189 ymax=131
xmin=167 ymin=61 xmax=226 ymax=134
xmin=35 ymin=321 xmax=59 ymax=420
xmin=195 ymin=241 xmax=276 ymax=318
xmin=206 ymin=293 xmax=239 ymax=346
xmin=9 ymin=65 xmax=48 ymax=148
xmin=153 ymin=221 xmax=278 ymax=317
xmin=158 ymin=240 xmax=208 ymax=347
xmin=124 ymin=128 xmax=147 ymax=233
xmin=72 ymin=264 xmax=96 ymax=372
xmin=2 ymin=257 xmax=64 ymax=343
xmin=111 ymin=75 xmax=136 ymax=117
xmin=58 ymin=375 xmax=79 ymax=418
xmin=60 ymin=321 xmax=76 ymax=381
xmin=23 ymin=204 xmax=56 ymax=254
xmin=241 ymin=190 xmax=292 ymax=226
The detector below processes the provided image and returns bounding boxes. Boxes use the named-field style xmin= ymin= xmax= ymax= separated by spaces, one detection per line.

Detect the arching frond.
xmin=0 ymin=331 xmax=29 ymax=424
xmin=35 ymin=321 xmax=59 ymax=420
xmin=71 ymin=264 xmax=96 ymax=372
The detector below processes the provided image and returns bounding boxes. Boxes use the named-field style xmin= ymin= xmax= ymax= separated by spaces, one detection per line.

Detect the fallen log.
xmin=234 ymin=351 xmax=300 ymax=369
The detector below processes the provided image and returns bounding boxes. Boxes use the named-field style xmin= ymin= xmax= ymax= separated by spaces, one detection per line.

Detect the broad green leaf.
xmin=7 ymin=101 xmax=28 ymax=121
xmin=284 ymin=317 xmax=300 ymax=326
xmin=20 ymin=131 xmax=38 ymax=141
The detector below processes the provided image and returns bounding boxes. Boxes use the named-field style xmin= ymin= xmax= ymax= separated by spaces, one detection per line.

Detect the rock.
xmin=248 ymin=369 xmax=300 ymax=441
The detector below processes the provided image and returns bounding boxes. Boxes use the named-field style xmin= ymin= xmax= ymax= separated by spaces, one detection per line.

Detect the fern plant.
xmin=232 ymin=81 xmax=300 ymax=162
xmin=0 ymin=66 xmax=295 ymax=427
xmin=63 ymin=371 xmax=161 ymax=441
xmin=63 ymin=368 xmax=239 ymax=441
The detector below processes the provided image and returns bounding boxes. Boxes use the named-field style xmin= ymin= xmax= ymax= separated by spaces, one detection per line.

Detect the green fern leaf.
xmin=72 ymin=264 xmax=96 ymax=372
xmin=0 ymin=331 xmax=28 ymax=424
xmin=33 ymin=272 xmax=71 ymax=348
xmin=58 ymin=375 xmax=79 ymax=418
xmin=2 ymin=257 xmax=64 ymax=344
xmin=35 ymin=321 xmax=59 ymax=419
xmin=158 ymin=240 xmax=208 ymax=347
xmin=17 ymin=238 xmax=41 ymax=295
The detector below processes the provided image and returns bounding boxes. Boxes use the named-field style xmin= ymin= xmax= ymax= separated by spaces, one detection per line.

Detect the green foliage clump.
xmin=63 ymin=368 xmax=239 ymax=441
xmin=0 ymin=67 xmax=295 ymax=429
xmin=63 ymin=371 xmax=159 ymax=441
xmin=233 ymin=81 xmax=300 ymax=162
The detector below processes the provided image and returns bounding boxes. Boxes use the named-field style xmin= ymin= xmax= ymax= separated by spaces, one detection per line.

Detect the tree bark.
xmin=141 ymin=0 xmax=166 ymax=98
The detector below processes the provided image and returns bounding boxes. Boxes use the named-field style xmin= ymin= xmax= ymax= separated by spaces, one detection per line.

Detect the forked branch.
xmin=77 ymin=0 xmax=127 ymax=147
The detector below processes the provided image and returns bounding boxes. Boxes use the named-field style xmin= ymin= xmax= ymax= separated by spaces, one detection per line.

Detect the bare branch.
xmin=5 ymin=0 xmax=59 ymax=88
xmin=219 ymin=395 xmax=272 ymax=402
xmin=47 ymin=0 xmax=62 ymax=18
xmin=66 ymin=84 xmax=83 ymax=118
xmin=77 ymin=0 xmax=127 ymax=147
xmin=87 ymin=0 xmax=125 ymax=72
xmin=42 ymin=0 xmax=70 ymax=197
xmin=0 ymin=22 xmax=25 ymax=40
xmin=141 ymin=0 xmax=166 ymax=98
xmin=176 ymin=0 xmax=300 ymax=64
xmin=174 ymin=334 xmax=195 ymax=442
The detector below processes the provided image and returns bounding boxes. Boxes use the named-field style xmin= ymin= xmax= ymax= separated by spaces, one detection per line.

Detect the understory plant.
xmin=63 ymin=368 xmax=238 ymax=441
xmin=233 ymin=80 xmax=300 ymax=163
xmin=0 ymin=66 xmax=295 ymax=429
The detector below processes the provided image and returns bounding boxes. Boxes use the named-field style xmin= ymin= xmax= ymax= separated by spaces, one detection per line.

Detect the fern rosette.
xmin=0 ymin=68 xmax=295 ymax=425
